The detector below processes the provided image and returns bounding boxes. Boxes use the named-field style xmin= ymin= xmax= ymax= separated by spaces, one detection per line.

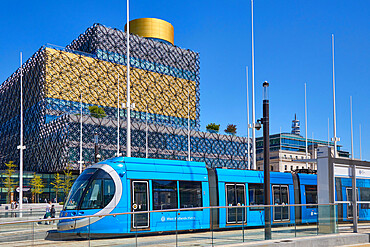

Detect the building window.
xmin=271 ymin=166 xmax=273 ymax=171
xmin=257 ymin=167 xmax=260 ymax=170
xmin=179 ymin=181 xmax=202 ymax=208
xmin=296 ymin=166 xmax=298 ymax=169
xmin=152 ymin=180 xmax=178 ymax=210
xmin=285 ymin=165 xmax=287 ymax=170
xmin=290 ymin=166 xmax=293 ymax=170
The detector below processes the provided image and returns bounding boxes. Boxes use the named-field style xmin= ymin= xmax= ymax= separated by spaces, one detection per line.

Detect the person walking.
xmin=45 ymin=201 xmax=51 ymax=225
xmin=50 ymin=204 xmax=56 ymax=224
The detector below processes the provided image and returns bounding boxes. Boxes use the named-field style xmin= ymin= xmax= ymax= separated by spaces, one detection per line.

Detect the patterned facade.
xmin=0 ymin=23 xmax=251 ymax=173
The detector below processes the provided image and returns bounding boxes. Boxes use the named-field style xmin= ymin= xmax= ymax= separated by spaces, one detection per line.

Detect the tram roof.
xmin=297 ymin=173 xmax=317 ymax=185
xmin=215 ymin=168 xmax=294 ymax=185
xmin=101 ymin=157 xmax=209 ymax=181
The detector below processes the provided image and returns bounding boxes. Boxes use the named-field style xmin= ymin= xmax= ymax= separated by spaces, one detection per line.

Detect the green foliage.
xmin=51 ymin=173 xmax=63 ymax=202
xmin=206 ymin=123 xmax=220 ymax=133
xmin=225 ymin=124 xmax=237 ymax=135
xmin=30 ymin=173 xmax=44 ymax=203
xmin=3 ymin=161 xmax=17 ymax=203
xmin=62 ymin=164 xmax=74 ymax=199
xmin=88 ymin=105 xmax=107 ymax=118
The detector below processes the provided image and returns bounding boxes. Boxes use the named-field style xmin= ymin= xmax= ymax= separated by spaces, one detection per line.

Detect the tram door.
xmin=132 ymin=181 xmax=149 ymax=229
xmin=226 ymin=184 xmax=246 ymax=224
xmin=272 ymin=185 xmax=290 ymax=222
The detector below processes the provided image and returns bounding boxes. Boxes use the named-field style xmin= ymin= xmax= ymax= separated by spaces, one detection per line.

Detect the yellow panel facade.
xmin=44 ymin=48 xmax=196 ymax=120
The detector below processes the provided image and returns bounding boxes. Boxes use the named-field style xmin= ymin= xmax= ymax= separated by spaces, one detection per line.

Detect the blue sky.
xmin=0 ymin=0 xmax=369 ymax=160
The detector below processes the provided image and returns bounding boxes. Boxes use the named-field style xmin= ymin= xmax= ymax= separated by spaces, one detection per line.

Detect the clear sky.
xmin=0 ymin=0 xmax=369 ymax=160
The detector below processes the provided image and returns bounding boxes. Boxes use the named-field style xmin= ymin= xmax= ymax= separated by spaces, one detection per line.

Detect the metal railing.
xmin=0 ymin=203 xmax=336 ymax=226
xmin=1 ymin=203 xmax=364 ymax=247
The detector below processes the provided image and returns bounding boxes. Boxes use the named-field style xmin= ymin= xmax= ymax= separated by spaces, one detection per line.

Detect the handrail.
xmin=0 ymin=203 xmax=337 ymax=226
xmin=336 ymin=201 xmax=370 ymax=204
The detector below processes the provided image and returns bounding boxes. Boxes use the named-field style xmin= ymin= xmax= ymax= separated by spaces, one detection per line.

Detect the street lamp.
xmin=254 ymin=81 xmax=271 ymax=240
xmin=262 ymin=81 xmax=271 ymax=240
xmin=94 ymin=132 xmax=100 ymax=163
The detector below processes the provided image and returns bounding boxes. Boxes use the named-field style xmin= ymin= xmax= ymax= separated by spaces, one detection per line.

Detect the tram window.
xmin=305 ymin=185 xmax=317 ymax=208
xmin=104 ymin=179 xmax=115 ymax=206
xmin=153 ymin=180 xmax=178 ymax=210
xmin=248 ymin=183 xmax=264 ymax=211
xmin=347 ymin=188 xmax=359 ymax=218
xmin=179 ymin=181 xmax=202 ymax=208
xmin=80 ymin=179 xmax=103 ymax=209
xmin=360 ymin=188 xmax=370 ymax=209
xmin=80 ymin=170 xmax=115 ymax=210
xmin=64 ymin=168 xmax=97 ymax=210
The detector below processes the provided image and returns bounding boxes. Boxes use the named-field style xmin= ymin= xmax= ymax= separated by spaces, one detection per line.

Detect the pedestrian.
xmin=44 ymin=201 xmax=51 ymax=225
xmin=50 ymin=205 xmax=56 ymax=224
xmin=10 ymin=201 xmax=15 ymax=217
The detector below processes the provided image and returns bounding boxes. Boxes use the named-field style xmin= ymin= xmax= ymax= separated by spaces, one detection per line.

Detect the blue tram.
xmin=213 ymin=169 xmax=295 ymax=228
xmin=335 ymin=177 xmax=370 ymax=221
xmin=58 ymin=157 xmax=210 ymax=234
xmin=57 ymin=157 xmax=370 ymax=235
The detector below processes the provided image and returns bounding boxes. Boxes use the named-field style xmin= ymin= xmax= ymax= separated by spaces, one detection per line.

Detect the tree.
xmin=30 ymin=173 xmax=44 ymax=203
xmin=62 ymin=164 xmax=74 ymax=199
xmin=2 ymin=161 xmax=17 ymax=203
xmin=88 ymin=105 xmax=107 ymax=118
xmin=51 ymin=173 xmax=63 ymax=203
xmin=225 ymin=124 xmax=237 ymax=135
xmin=206 ymin=123 xmax=220 ymax=133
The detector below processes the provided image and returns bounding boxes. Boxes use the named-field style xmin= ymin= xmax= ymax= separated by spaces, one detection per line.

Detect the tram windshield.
xmin=64 ymin=168 xmax=98 ymax=210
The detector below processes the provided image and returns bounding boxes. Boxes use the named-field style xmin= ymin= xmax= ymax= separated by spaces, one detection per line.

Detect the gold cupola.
xmin=125 ymin=18 xmax=174 ymax=45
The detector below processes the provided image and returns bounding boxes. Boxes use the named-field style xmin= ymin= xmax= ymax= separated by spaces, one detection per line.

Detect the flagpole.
xmin=117 ymin=73 xmax=121 ymax=156
xmin=350 ymin=96 xmax=354 ymax=159
xmin=359 ymin=124 xmax=362 ymax=160
xmin=146 ymin=103 xmax=148 ymax=158
xmin=246 ymin=66 xmax=250 ymax=169
xmin=331 ymin=34 xmax=339 ymax=157
xmin=328 ymin=118 xmax=330 ymax=146
xmin=126 ymin=0 xmax=131 ymax=157
xmin=187 ymin=88 xmax=191 ymax=161
xmin=79 ymin=92 xmax=83 ymax=174
xmin=305 ymin=83 xmax=308 ymax=168
xmin=251 ymin=0 xmax=256 ymax=170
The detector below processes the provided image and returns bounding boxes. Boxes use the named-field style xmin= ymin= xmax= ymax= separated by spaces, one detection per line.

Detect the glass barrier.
xmin=336 ymin=201 xmax=370 ymax=234
xmin=0 ymin=204 xmax=341 ymax=246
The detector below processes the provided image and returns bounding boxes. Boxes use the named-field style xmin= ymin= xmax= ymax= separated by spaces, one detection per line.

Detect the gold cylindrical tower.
xmin=125 ymin=18 xmax=174 ymax=45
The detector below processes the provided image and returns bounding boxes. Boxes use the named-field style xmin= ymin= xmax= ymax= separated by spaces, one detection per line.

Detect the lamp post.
xmin=94 ymin=132 xmax=100 ymax=163
xmin=253 ymin=81 xmax=270 ymax=240
xmin=17 ymin=52 xmax=26 ymax=209
xmin=78 ymin=92 xmax=84 ymax=174
xmin=262 ymin=81 xmax=271 ymax=240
